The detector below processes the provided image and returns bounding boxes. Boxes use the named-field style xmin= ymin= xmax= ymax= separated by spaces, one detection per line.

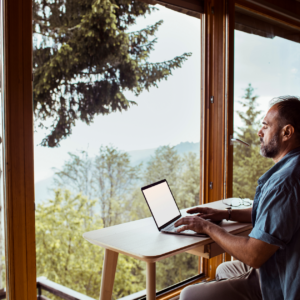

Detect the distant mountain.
xmin=35 ymin=141 xmax=200 ymax=205
xmin=128 ymin=141 xmax=199 ymax=166
xmin=174 ymin=141 xmax=200 ymax=155
xmin=35 ymin=177 xmax=55 ymax=205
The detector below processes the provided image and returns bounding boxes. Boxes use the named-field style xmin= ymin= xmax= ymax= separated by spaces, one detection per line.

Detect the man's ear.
xmin=282 ymin=124 xmax=295 ymax=141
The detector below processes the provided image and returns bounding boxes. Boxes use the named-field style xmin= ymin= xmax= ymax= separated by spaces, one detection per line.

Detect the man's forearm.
xmin=203 ymin=222 xmax=260 ymax=268
xmin=176 ymin=207 xmax=279 ymax=268
xmin=228 ymin=207 xmax=252 ymax=223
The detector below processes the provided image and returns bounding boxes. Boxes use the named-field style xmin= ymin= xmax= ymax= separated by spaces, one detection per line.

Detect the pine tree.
xmin=33 ymin=0 xmax=191 ymax=147
xmin=54 ymin=151 xmax=94 ymax=201
xmin=143 ymin=145 xmax=183 ymax=198
xmin=233 ymin=84 xmax=274 ymax=199
xmin=177 ymin=152 xmax=200 ymax=209
xmin=139 ymin=145 xmax=199 ymax=289
xmin=54 ymin=146 xmax=141 ymax=226
xmin=93 ymin=145 xmax=141 ymax=227
xmin=235 ymin=84 xmax=262 ymax=156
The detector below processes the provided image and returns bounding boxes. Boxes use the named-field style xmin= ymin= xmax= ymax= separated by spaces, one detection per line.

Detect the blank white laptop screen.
xmin=142 ymin=181 xmax=180 ymax=228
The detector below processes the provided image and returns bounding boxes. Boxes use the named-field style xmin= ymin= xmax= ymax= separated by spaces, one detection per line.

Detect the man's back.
xmin=250 ymin=147 xmax=300 ymax=300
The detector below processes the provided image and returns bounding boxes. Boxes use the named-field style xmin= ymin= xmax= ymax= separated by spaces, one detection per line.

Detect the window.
xmin=7 ymin=0 xmax=300 ymax=298
xmin=33 ymin=0 xmax=201 ymax=298
xmin=232 ymin=5 xmax=300 ymax=200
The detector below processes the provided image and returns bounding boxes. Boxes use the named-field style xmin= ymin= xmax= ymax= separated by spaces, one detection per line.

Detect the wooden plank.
xmin=224 ymin=0 xmax=235 ymax=199
xmin=155 ymin=0 xmax=204 ymax=13
xmin=99 ymin=249 xmax=118 ymax=300
xmin=4 ymin=0 xmax=36 ymax=299
xmin=242 ymin=0 xmax=300 ymax=23
xmin=202 ymin=0 xmax=227 ymax=204
xmin=236 ymin=0 xmax=300 ymax=30
xmin=202 ymin=0 xmax=228 ymax=278
xmin=146 ymin=262 xmax=156 ymax=300
xmin=186 ymin=245 xmax=210 ymax=259
xmin=200 ymin=2 xmax=206 ymax=207
xmin=144 ymin=0 xmax=202 ymax=18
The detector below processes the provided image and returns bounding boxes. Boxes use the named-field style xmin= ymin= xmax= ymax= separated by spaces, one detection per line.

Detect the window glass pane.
xmin=233 ymin=7 xmax=300 ymax=199
xmin=34 ymin=0 xmax=201 ymax=298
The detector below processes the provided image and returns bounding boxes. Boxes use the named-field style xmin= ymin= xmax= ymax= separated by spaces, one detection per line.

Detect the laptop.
xmin=141 ymin=179 xmax=215 ymax=237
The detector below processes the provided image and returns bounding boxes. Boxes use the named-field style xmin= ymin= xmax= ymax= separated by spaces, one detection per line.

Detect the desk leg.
xmin=99 ymin=249 xmax=119 ymax=300
xmin=146 ymin=262 xmax=156 ymax=300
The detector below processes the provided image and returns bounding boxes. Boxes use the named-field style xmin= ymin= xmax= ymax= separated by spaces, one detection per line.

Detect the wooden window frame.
xmin=201 ymin=0 xmax=300 ymax=282
xmin=3 ymin=0 xmax=300 ymax=299
xmin=3 ymin=0 xmax=36 ymax=299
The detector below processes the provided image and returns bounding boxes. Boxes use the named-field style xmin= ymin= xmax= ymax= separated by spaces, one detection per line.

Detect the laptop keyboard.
xmin=164 ymin=223 xmax=204 ymax=235
xmin=165 ymin=223 xmax=177 ymax=232
xmin=165 ymin=223 xmax=192 ymax=233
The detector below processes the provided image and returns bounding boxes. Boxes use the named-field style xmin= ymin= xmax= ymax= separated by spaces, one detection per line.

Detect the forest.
xmin=35 ymin=84 xmax=274 ymax=299
xmin=36 ymin=145 xmax=200 ymax=298
xmin=31 ymin=0 xmax=273 ymax=298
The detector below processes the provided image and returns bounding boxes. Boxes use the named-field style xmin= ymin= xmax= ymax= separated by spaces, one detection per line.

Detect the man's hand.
xmin=187 ymin=207 xmax=227 ymax=221
xmin=175 ymin=212 xmax=279 ymax=269
xmin=187 ymin=206 xmax=253 ymax=223
xmin=174 ymin=216 xmax=210 ymax=234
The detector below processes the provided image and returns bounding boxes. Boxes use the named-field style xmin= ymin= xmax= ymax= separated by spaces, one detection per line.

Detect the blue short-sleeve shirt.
xmin=249 ymin=147 xmax=300 ymax=300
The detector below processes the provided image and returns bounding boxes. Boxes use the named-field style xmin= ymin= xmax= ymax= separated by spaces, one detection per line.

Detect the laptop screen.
xmin=142 ymin=180 xmax=181 ymax=228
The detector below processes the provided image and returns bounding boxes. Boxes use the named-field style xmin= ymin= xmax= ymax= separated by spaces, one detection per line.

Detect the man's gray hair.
xmin=268 ymin=95 xmax=300 ymax=142
xmin=269 ymin=95 xmax=300 ymax=108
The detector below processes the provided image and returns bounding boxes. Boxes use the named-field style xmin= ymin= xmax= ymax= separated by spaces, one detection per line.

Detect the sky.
xmin=34 ymin=6 xmax=201 ymax=182
xmin=234 ymin=30 xmax=300 ymax=122
xmin=33 ymin=5 xmax=300 ymax=183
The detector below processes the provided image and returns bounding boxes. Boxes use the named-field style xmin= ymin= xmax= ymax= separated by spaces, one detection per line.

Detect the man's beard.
xmin=260 ymin=132 xmax=280 ymax=158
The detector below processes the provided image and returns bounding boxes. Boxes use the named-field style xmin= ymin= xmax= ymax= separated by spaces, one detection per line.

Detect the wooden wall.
xmin=3 ymin=0 xmax=36 ymax=299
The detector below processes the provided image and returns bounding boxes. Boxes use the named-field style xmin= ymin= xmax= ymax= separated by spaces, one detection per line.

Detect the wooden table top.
xmin=83 ymin=200 xmax=253 ymax=262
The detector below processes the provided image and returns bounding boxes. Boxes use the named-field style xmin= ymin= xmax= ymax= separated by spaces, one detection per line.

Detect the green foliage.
xmin=143 ymin=145 xmax=199 ymax=209
xmin=143 ymin=145 xmax=182 ymax=195
xmin=37 ymin=145 xmax=200 ymax=296
xmin=54 ymin=151 xmax=94 ymax=200
xmin=233 ymin=84 xmax=274 ymax=199
xmin=35 ymin=189 xmax=145 ymax=299
xmin=129 ymin=146 xmax=200 ymax=223
xmin=156 ymin=253 xmax=198 ymax=291
xmin=33 ymin=0 xmax=191 ymax=147
xmin=233 ymin=145 xmax=274 ymax=199
xmin=93 ymin=146 xmax=141 ymax=227
xmin=126 ymin=187 xmax=151 ymax=221
xmin=137 ymin=145 xmax=199 ymax=290
xmin=36 ymin=190 xmax=104 ymax=298
xmin=177 ymin=152 xmax=200 ymax=209
xmin=54 ymin=146 xmax=141 ymax=227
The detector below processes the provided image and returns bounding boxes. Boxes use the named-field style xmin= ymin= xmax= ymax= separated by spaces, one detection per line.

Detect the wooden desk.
xmin=83 ymin=200 xmax=252 ymax=300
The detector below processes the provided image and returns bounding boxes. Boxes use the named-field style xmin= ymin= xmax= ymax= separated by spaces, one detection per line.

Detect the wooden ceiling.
xmin=141 ymin=0 xmax=203 ymax=19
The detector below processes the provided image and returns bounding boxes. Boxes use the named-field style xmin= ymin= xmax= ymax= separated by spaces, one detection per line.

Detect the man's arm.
xmin=187 ymin=207 xmax=252 ymax=223
xmin=175 ymin=216 xmax=279 ymax=268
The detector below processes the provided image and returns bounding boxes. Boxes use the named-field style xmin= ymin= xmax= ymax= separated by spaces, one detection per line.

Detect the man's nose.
xmin=258 ymin=128 xmax=263 ymax=137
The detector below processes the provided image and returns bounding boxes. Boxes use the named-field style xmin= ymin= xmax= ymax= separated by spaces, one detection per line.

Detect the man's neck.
xmin=273 ymin=143 xmax=300 ymax=164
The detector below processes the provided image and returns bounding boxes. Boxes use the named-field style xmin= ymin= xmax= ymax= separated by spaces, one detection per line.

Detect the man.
xmin=175 ymin=96 xmax=300 ymax=300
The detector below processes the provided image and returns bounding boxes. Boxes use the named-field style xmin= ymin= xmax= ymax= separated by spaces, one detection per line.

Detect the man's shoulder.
xmin=275 ymin=153 xmax=300 ymax=178
xmin=265 ymin=154 xmax=300 ymax=193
